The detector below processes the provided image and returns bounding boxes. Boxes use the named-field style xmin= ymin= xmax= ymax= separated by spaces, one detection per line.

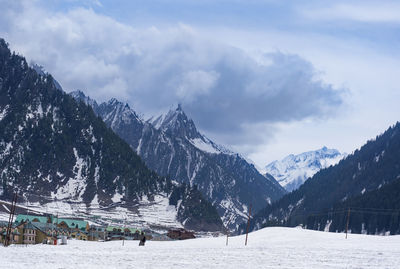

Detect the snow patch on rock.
xmin=0 ymin=105 xmax=9 ymax=121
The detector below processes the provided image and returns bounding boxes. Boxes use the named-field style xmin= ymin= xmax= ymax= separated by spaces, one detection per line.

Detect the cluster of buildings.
xmin=0 ymin=214 xmax=148 ymax=245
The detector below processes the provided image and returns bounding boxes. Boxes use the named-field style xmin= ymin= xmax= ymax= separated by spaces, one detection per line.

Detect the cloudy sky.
xmin=1 ymin=0 xmax=399 ymax=168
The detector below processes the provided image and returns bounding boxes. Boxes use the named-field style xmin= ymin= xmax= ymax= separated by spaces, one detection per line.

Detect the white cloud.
xmin=174 ymin=70 xmax=219 ymax=102
xmin=0 ymin=0 xmax=344 ymax=160
xmin=300 ymin=2 xmax=400 ymax=23
xmin=198 ymin=25 xmax=400 ymax=165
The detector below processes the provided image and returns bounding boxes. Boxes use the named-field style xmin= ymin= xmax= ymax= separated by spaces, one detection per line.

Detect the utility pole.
xmin=4 ymin=193 xmax=18 ymax=247
xmin=122 ymin=215 xmax=126 ymax=246
xmin=225 ymin=217 xmax=231 ymax=246
xmin=245 ymin=204 xmax=252 ymax=246
xmin=55 ymin=214 xmax=59 ymax=245
xmin=226 ymin=229 xmax=229 ymax=246
xmin=345 ymin=208 xmax=351 ymax=239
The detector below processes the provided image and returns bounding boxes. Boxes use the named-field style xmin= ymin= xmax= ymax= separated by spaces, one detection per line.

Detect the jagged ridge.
xmin=265 ymin=147 xmax=345 ymax=192
xmin=72 ymin=90 xmax=286 ymax=230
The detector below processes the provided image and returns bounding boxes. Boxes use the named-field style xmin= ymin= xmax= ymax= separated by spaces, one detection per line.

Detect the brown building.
xmin=9 ymin=221 xmax=57 ymax=245
xmin=0 ymin=221 xmax=21 ymax=245
xmin=167 ymin=228 xmax=196 ymax=240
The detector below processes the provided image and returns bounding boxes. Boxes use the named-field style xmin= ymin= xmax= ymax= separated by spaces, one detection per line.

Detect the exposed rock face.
xmin=72 ymin=91 xmax=286 ymax=229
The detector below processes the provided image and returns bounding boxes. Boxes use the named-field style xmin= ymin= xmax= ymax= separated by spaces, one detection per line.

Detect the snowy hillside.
xmin=0 ymin=195 xmax=184 ymax=233
xmin=2 ymin=227 xmax=399 ymax=268
xmin=72 ymin=91 xmax=286 ymax=230
xmin=265 ymin=147 xmax=345 ymax=191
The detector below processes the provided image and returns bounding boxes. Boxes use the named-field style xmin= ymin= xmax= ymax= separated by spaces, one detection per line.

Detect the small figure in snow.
xmin=139 ymin=231 xmax=146 ymax=246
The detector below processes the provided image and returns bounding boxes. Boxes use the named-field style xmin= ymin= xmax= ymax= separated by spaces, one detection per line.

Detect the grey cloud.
xmin=185 ymin=51 xmax=343 ymax=134
xmin=0 ymin=1 xmax=344 ymax=150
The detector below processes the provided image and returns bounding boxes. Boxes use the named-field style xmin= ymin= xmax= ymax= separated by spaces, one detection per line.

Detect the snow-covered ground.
xmin=1 ymin=227 xmax=399 ymax=269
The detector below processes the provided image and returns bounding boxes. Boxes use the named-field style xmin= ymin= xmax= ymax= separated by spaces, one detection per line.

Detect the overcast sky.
xmin=1 ymin=0 xmax=399 ymax=168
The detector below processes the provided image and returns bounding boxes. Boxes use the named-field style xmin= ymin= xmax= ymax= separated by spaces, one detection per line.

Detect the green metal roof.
xmin=23 ymin=222 xmax=37 ymax=230
xmin=106 ymin=226 xmax=120 ymax=232
xmin=15 ymin=214 xmax=49 ymax=224
xmin=54 ymin=218 xmax=88 ymax=230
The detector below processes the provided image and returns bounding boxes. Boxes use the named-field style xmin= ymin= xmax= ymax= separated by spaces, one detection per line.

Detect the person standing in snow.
xmin=139 ymin=232 xmax=146 ymax=246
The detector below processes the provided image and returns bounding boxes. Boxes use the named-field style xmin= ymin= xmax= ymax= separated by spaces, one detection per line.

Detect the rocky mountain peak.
xmin=108 ymin=97 xmax=123 ymax=106
xmin=70 ymin=90 xmax=99 ymax=110
xmin=265 ymin=147 xmax=345 ymax=192
xmin=30 ymin=62 xmax=63 ymax=91
xmin=98 ymin=98 xmax=142 ymax=129
xmin=152 ymin=104 xmax=201 ymax=140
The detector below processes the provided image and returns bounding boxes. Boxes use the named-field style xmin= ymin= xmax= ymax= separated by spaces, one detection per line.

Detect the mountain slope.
xmin=265 ymin=147 xmax=345 ymax=192
xmin=0 ymin=38 xmax=223 ymax=232
xmin=245 ymin=122 xmax=400 ymax=234
xmin=72 ymin=91 xmax=286 ymax=229
xmin=305 ymin=177 xmax=400 ymax=235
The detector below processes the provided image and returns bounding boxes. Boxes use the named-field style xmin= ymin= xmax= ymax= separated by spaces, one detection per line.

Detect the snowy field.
xmin=1 ymin=227 xmax=400 ymax=269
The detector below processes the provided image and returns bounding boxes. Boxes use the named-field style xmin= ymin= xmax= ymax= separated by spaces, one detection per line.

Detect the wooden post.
xmin=345 ymin=208 xmax=351 ymax=239
xmin=122 ymin=228 xmax=125 ymax=246
xmin=226 ymin=229 xmax=229 ymax=246
xmin=122 ymin=216 xmax=126 ymax=246
xmin=245 ymin=204 xmax=252 ymax=246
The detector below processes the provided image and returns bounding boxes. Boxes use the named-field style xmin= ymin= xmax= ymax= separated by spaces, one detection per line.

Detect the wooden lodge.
xmin=167 ymin=228 xmax=196 ymax=240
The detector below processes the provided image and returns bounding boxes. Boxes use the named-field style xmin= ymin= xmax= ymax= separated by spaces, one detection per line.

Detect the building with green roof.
xmin=15 ymin=214 xmax=49 ymax=224
xmin=15 ymin=214 xmax=89 ymax=234
xmin=54 ymin=218 xmax=89 ymax=231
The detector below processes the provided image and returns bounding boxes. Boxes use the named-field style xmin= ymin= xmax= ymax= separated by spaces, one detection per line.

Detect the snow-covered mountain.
xmin=0 ymin=39 xmax=223 ymax=232
xmin=265 ymin=147 xmax=345 ymax=192
xmin=148 ymin=104 xmax=235 ymax=155
xmin=72 ymin=91 xmax=286 ymax=230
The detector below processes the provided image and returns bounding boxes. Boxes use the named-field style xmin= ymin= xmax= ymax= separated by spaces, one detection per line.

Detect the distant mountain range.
xmin=265 ymin=147 xmax=346 ymax=192
xmin=243 ymin=122 xmax=400 ymax=235
xmin=71 ymin=91 xmax=286 ymax=229
xmin=0 ymin=38 xmax=223 ymax=232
